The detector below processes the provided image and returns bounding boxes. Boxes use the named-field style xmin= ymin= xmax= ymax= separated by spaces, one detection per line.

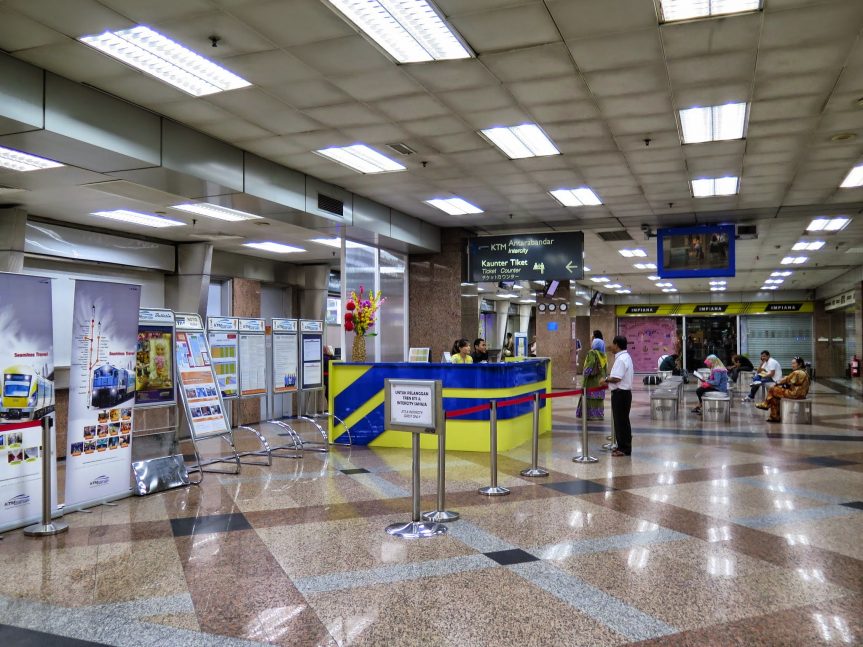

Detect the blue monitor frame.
xmin=657 ymin=224 xmax=736 ymax=279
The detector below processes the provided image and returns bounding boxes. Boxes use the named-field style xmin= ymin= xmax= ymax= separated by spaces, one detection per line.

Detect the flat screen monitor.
xmin=544 ymin=280 xmax=560 ymax=297
xmin=657 ymin=224 xmax=736 ymax=279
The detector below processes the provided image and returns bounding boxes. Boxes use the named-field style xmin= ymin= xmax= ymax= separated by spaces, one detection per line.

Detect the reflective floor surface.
xmin=1 ymin=379 xmax=861 ymax=646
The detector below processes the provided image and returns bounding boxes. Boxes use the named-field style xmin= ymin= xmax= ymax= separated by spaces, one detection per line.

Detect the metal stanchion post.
xmin=422 ymin=422 xmax=459 ymax=522
xmin=520 ymin=392 xmax=549 ymax=477
xmin=386 ymin=432 xmax=447 ymax=538
xmin=601 ymin=392 xmax=617 ymax=451
xmin=24 ymin=418 xmax=68 ymax=537
xmin=573 ymin=390 xmax=598 ymax=463
xmin=479 ymin=401 xmax=510 ymax=496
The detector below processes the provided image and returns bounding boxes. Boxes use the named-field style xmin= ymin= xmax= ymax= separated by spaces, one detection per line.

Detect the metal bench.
xmin=650 ymin=391 xmax=679 ymax=421
xmin=781 ymin=397 xmax=812 ymax=424
xmin=702 ymin=392 xmax=731 ymax=422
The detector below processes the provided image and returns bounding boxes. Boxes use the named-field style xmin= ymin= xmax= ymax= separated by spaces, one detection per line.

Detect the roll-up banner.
xmin=0 ymin=273 xmax=57 ymax=532
xmin=299 ymin=320 xmax=324 ymax=390
xmin=177 ymin=314 xmax=230 ymax=440
xmin=272 ymin=319 xmax=298 ymax=394
xmin=238 ymin=318 xmax=267 ymax=397
xmin=207 ymin=317 xmax=239 ymax=399
xmin=65 ymin=281 xmax=141 ymax=509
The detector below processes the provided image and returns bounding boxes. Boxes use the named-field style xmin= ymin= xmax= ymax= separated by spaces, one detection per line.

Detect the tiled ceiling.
xmin=0 ymin=0 xmax=862 ymax=293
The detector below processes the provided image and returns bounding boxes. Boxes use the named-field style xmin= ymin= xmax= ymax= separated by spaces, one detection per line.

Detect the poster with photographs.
xmin=135 ymin=309 xmax=176 ymax=406
xmin=0 ymin=273 xmax=57 ymax=531
xmin=272 ymin=319 xmax=298 ymax=394
xmin=176 ymin=324 xmax=229 ymax=439
xmin=207 ymin=317 xmax=239 ymax=399
xmin=65 ymin=281 xmax=141 ymax=509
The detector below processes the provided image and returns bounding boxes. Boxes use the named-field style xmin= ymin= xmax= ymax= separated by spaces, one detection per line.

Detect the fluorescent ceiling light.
xmin=309 ymin=238 xmax=363 ymax=249
xmin=80 ymin=26 xmax=250 ymax=97
xmin=771 ymin=271 xmax=792 ymax=277
xmin=781 ymin=256 xmax=808 ymax=265
xmin=792 ymin=240 xmax=825 ymax=251
xmin=709 ymin=280 xmax=726 ymax=286
xmin=243 ymin=241 xmax=305 ymax=254
xmin=634 ymin=263 xmax=657 ymax=270
xmin=679 ymin=103 xmax=747 ymax=144
xmin=424 ymin=197 xmax=483 ymax=215
xmin=477 ymin=287 xmax=485 ymax=292
xmin=839 ymin=164 xmax=863 ymax=188
xmin=660 ymin=0 xmax=762 ymax=23
xmin=606 ymin=283 xmax=622 ymax=289
xmin=549 ymin=187 xmax=602 ymax=206
xmin=0 ymin=145 xmax=64 ymax=172
xmin=764 ymin=279 xmax=784 ymax=284
xmin=691 ymin=176 xmax=739 ymax=197
xmin=90 ymin=209 xmax=184 ymax=228
xmin=662 ymin=288 xmax=678 ymax=293
xmin=619 ymin=248 xmax=647 ymax=258
xmin=710 ymin=287 xmax=726 ymax=292
xmin=656 ymin=282 xmax=673 ymax=287
xmin=583 ymin=266 xmax=591 ymax=272
xmin=761 ymin=285 xmax=778 ymax=290
xmin=326 ymin=0 xmax=470 ymax=63
xmin=591 ymin=277 xmax=610 ymax=283
xmin=648 ymin=275 xmax=661 ymax=281
xmin=315 ymin=144 xmax=405 ymax=173
xmin=806 ymin=217 xmax=850 ymax=232
xmin=480 ymin=124 xmax=560 ymax=159
xmin=616 ymin=289 xmax=631 ymax=294
xmin=170 ymin=203 xmax=261 ymax=222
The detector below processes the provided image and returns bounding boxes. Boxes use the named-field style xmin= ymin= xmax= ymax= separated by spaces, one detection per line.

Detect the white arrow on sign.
xmin=566 ymin=260 xmax=576 ymax=273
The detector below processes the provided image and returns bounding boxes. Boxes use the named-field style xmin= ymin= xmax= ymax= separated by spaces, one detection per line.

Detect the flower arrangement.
xmin=344 ymin=286 xmax=384 ymax=337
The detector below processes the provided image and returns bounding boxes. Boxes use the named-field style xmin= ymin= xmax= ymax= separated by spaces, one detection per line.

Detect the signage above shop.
xmin=616 ymin=302 xmax=814 ymax=316
xmin=693 ymin=305 xmax=727 ymax=313
xmin=467 ymin=232 xmax=584 ymax=282
xmin=825 ymin=291 xmax=856 ymax=311
xmin=625 ymin=306 xmax=660 ymax=314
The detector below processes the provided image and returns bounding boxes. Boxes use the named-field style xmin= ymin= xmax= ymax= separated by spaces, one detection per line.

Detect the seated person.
xmin=658 ymin=354 xmax=679 ymax=373
xmin=471 ymin=338 xmax=489 ymax=363
xmin=729 ymin=354 xmax=754 ymax=383
xmin=692 ymin=355 xmax=728 ymax=415
xmin=746 ymin=351 xmax=782 ymax=401
xmin=756 ymin=356 xmax=810 ymax=422
xmin=450 ymin=338 xmax=473 ymax=364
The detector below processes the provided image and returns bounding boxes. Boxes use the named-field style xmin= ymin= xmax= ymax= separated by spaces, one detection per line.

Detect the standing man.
xmin=471 ymin=338 xmax=489 ymax=363
xmin=602 ymin=335 xmax=634 ymax=457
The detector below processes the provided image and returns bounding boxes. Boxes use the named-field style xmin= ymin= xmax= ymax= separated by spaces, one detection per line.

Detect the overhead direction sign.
xmin=467 ymin=232 xmax=584 ymax=282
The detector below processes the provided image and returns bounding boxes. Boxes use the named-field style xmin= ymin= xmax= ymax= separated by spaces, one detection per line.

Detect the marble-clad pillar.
xmin=536 ymin=282 xmax=576 ymax=388
xmin=232 ymin=278 xmax=262 ymax=425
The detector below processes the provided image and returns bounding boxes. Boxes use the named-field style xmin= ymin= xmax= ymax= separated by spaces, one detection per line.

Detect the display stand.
xmin=232 ymin=318 xmax=277 ymax=466
xmin=267 ymin=319 xmax=304 ymax=458
xmin=131 ymin=308 xmax=189 ymax=495
xmin=176 ymin=313 xmax=239 ymax=479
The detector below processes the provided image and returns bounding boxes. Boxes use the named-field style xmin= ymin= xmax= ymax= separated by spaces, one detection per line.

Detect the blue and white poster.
xmin=65 ymin=281 xmax=141 ymax=509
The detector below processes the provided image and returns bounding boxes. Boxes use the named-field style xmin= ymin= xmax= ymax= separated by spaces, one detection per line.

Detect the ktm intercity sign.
xmin=467 ymin=232 xmax=584 ymax=282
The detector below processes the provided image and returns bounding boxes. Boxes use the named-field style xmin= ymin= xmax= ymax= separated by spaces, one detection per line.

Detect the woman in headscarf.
xmin=757 ymin=356 xmax=810 ymax=422
xmin=692 ymin=354 xmax=728 ymax=415
xmin=577 ymin=337 xmax=607 ymax=420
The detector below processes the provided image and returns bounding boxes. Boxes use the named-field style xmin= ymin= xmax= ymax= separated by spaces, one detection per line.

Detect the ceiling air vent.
xmin=317 ymin=193 xmax=344 ymax=216
xmin=597 ymin=230 xmax=633 ymax=242
xmin=386 ymin=143 xmax=416 ymax=156
xmin=737 ymin=224 xmax=757 ymax=239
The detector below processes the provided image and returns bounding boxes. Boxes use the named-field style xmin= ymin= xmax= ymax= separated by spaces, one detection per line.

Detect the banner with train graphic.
xmin=65 ymin=280 xmax=141 ymax=509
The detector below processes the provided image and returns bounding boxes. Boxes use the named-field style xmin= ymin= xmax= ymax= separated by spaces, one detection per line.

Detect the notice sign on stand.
xmin=299 ymin=320 xmax=323 ymax=390
xmin=66 ymin=280 xmax=141 ymax=509
xmin=0 ymin=273 xmax=57 ymax=531
xmin=238 ymin=318 xmax=266 ymax=397
xmin=207 ymin=317 xmax=239 ymax=399
xmin=385 ymin=379 xmax=442 ymax=433
xmin=176 ymin=314 xmax=229 ymax=440
xmin=272 ymin=319 xmax=298 ymax=394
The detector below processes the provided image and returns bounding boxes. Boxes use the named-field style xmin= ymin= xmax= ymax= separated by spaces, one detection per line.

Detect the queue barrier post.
xmin=422 ymin=420 xmax=459 ymax=522
xmin=520 ymin=392 xmax=549 ymax=477
xmin=572 ymin=390 xmax=598 ymax=464
xmin=23 ymin=418 xmax=68 ymax=537
xmin=602 ymin=395 xmax=617 ymax=452
xmin=479 ymin=401 xmax=510 ymax=496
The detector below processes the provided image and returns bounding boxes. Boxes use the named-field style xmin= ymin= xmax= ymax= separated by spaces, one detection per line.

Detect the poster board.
xmin=135 ymin=308 xmax=176 ymax=407
xmin=176 ymin=314 xmax=230 ymax=440
xmin=237 ymin=318 xmax=266 ymax=397
xmin=272 ymin=319 xmax=298 ymax=394
xmin=514 ymin=332 xmax=528 ymax=358
xmin=0 ymin=273 xmax=58 ymax=531
xmin=408 ymin=348 xmax=430 ymax=363
xmin=299 ymin=320 xmax=324 ymax=390
xmin=207 ymin=317 xmax=239 ymax=400
xmin=65 ymin=280 xmax=140 ymax=508
xmin=384 ymin=379 xmax=442 ymax=434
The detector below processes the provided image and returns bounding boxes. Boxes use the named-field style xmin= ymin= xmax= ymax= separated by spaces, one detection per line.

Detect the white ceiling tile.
xmin=746 ymin=135 xmax=807 ymax=154
xmin=606 ymin=113 xmax=678 ymax=136
xmin=481 ymin=43 xmax=574 ymax=83
xmin=151 ymin=12 xmax=276 ymax=58
xmin=626 ymin=147 xmax=686 ymax=164
xmin=615 ymin=131 xmax=681 ymax=151
xmin=266 ymin=79 xmax=352 ymax=110
xmin=426 ymin=132 xmax=488 ymax=154
xmin=544 ymin=121 xmax=608 ymax=140
xmin=684 ymin=141 xmax=747 ymax=159
xmin=449 ymin=4 xmax=561 ymax=53
xmin=222 ymin=50 xmax=319 ymax=85
xmin=598 ymin=92 xmax=673 ymax=119
xmin=406 ymin=59 xmax=498 ymax=92
xmin=303 ymin=102 xmax=385 ymax=127
xmin=205 ymin=87 xmax=289 ymax=117
xmin=749 ymin=95 xmax=826 ymax=121
xmin=287 ymin=130 xmax=355 ymax=149
xmin=816 ymin=111 xmax=863 ymax=133
xmin=155 ymin=99 xmax=233 ymax=125
xmin=401 ymin=115 xmax=469 ymax=137
xmin=330 ymin=69 xmax=422 ymax=102
xmin=628 ymin=159 xmax=686 ymax=174
xmin=462 ymin=107 xmax=532 ymax=129
xmin=585 ymin=64 xmax=668 ymax=97
xmin=530 ymin=101 xmax=599 ymax=123
xmin=5 ymin=0 xmax=130 ymax=37
xmin=546 ymin=0 xmax=658 ymax=39
xmin=557 ymin=137 xmax=619 ymax=154
xmin=754 ymin=73 xmax=838 ymax=102
xmin=662 ymin=13 xmax=761 ymax=59
xmin=99 ymin=0 xmax=213 ymax=22
xmin=582 ymin=164 xmax=635 ymax=179
xmin=197 ymin=118 xmax=273 ymax=142
xmin=567 ymin=29 xmax=663 ymax=73
xmin=290 ymin=35 xmax=390 ymax=75
xmin=229 ymin=0 xmax=353 ymax=48
xmin=674 ymin=83 xmax=752 ymax=108
xmin=234 ymin=136 xmax=308 ymax=159
xmin=439 ymin=86 xmax=514 ymax=113
xmin=0 ymin=6 xmax=66 ymax=51
xmin=93 ymin=73 xmax=191 ymax=106
xmin=507 ymin=76 xmax=591 ymax=106
xmin=686 ymin=156 xmax=743 ymax=175
xmin=377 ymin=94 xmax=450 ymax=121
xmin=747 ymin=117 xmax=819 ymax=138
xmin=668 ymin=51 xmax=757 ymax=86
xmin=14 ymin=41 xmax=137 ymax=82
xmin=757 ymin=43 xmax=849 ymax=77
xmin=436 ymin=0 xmax=541 ymax=14
xmin=251 ymin=108 xmax=321 ymax=135
xmin=343 ymin=124 xmax=411 ymax=144
xmin=760 ymin=1 xmax=863 ymax=49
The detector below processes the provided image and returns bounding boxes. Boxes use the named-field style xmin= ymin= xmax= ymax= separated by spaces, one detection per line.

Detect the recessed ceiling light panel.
xmin=550 ymin=187 xmax=602 ymax=206
xmin=806 ymin=217 xmax=850 ymax=232
xmin=480 ymin=124 xmax=560 ymax=159
xmin=679 ymin=103 xmax=747 ymax=143
xmin=780 ymin=256 xmax=808 ymax=265
xmin=839 ymin=164 xmax=863 ymax=188
xmin=170 ymin=203 xmax=261 ymax=222
xmin=424 ymin=197 xmax=483 ymax=215
xmin=619 ymin=248 xmax=647 ymax=258
xmin=791 ymin=240 xmax=825 ymax=251
xmin=660 ymin=0 xmax=762 ymax=23
xmin=315 ymin=144 xmax=406 ymax=173
xmin=691 ymin=176 xmax=739 ymax=197
xmin=91 ymin=209 xmax=184 ymax=228
xmin=0 ymin=145 xmax=64 ymax=172
xmin=243 ymin=241 xmax=305 ymax=254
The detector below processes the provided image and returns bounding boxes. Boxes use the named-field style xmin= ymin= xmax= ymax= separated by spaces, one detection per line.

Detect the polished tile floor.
xmin=1 ymin=379 xmax=862 ymax=646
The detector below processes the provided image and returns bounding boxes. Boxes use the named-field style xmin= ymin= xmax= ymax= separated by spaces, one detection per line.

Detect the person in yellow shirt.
xmin=450 ymin=339 xmax=473 ymax=364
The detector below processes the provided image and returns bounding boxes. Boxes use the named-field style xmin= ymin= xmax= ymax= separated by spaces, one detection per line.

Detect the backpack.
xmin=643 ymin=374 xmax=662 ymax=386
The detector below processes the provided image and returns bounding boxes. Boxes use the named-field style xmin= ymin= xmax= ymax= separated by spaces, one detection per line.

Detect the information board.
xmin=176 ymin=314 xmax=230 ymax=439
xmin=467 ymin=232 xmax=584 ymax=282
xmin=136 ymin=309 xmax=176 ymax=407
xmin=384 ymin=379 xmax=442 ymax=433
xmin=299 ymin=320 xmax=323 ymax=390
xmin=272 ymin=319 xmax=298 ymax=394
xmin=238 ymin=318 xmax=266 ymax=397
xmin=207 ymin=317 xmax=239 ymax=399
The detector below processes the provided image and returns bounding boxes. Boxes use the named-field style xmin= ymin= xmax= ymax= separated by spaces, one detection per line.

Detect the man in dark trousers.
xmin=602 ymin=335 xmax=634 ymax=457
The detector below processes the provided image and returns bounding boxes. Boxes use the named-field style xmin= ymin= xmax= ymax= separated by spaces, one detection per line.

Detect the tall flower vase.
xmin=352 ymin=335 xmax=367 ymax=362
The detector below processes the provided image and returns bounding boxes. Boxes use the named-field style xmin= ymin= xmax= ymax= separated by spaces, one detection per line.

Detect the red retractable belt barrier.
xmin=444 ymin=385 xmax=608 ymax=419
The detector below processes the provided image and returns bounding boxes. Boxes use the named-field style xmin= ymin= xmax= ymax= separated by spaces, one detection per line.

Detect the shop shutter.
xmin=741 ymin=315 xmax=814 ymax=372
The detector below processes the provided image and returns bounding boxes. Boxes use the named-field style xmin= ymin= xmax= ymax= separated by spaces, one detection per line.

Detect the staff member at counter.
xmin=451 ymin=339 xmax=473 ymax=364
xmin=472 ymin=338 xmax=489 ymax=363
